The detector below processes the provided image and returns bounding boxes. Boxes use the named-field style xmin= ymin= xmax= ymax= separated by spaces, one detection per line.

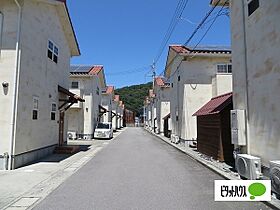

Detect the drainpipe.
xmin=8 ymin=0 xmax=22 ymax=170
xmin=241 ymin=0 xmax=251 ymax=154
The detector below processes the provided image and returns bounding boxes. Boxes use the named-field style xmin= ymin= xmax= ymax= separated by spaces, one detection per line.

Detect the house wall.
xmin=112 ymin=101 xmax=118 ymax=131
xmin=67 ymin=76 xmax=101 ymax=138
xmin=169 ymin=55 xmax=231 ymax=140
xmin=231 ymin=0 xmax=280 ymax=166
xmin=155 ymin=86 xmax=170 ymax=134
xmin=14 ymin=0 xmax=73 ymax=156
xmin=0 ymin=1 xmax=19 ymax=159
xmin=0 ymin=0 xmax=78 ymax=168
xmin=101 ymin=94 xmax=112 ymax=123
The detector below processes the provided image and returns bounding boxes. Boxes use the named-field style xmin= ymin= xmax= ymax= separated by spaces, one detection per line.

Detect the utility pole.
xmin=151 ymin=60 xmax=156 ymax=89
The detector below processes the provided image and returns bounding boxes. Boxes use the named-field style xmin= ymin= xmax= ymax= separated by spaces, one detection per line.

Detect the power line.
xmin=158 ymin=0 xmax=226 ymax=77
xmin=166 ymin=1 xmax=228 ymax=81
xmin=106 ymin=65 xmax=150 ymax=76
xmin=153 ymin=0 xmax=189 ymax=65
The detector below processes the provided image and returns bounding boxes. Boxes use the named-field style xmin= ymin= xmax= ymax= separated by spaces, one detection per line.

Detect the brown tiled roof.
xmin=193 ymin=92 xmax=232 ymax=116
xmin=103 ymin=86 xmax=114 ymax=95
xmin=170 ymin=45 xmax=231 ymax=55
xmin=155 ymin=77 xmax=165 ymax=86
xmin=89 ymin=66 xmax=103 ymax=75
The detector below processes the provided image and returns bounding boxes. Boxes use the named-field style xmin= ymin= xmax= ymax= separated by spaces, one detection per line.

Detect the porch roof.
xmin=193 ymin=92 xmax=232 ymax=116
xmin=58 ymin=85 xmax=85 ymax=102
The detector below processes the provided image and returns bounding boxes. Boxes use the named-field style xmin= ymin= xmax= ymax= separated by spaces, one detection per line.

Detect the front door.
xmin=59 ymin=111 xmax=65 ymax=146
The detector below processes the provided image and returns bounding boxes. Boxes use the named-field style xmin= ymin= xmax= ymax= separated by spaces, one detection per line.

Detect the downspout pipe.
xmin=241 ymin=0 xmax=250 ymax=154
xmin=8 ymin=0 xmax=22 ymax=170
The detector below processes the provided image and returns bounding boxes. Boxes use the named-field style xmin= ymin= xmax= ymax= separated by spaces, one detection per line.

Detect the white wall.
xmin=169 ymin=54 xmax=232 ymax=140
xmin=67 ymin=75 xmax=101 ymax=137
xmin=0 ymin=1 xmax=19 ymax=155
xmin=231 ymin=0 xmax=280 ymax=166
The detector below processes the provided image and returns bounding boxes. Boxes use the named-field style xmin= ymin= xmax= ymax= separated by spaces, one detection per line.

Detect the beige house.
xmin=165 ymin=45 xmax=232 ymax=142
xmin=153 ymin=77 xmax=171 ymax=135
xmin=212 ymin=0 xmax=280 ymax=167
xmin=101 ymin=86 xmax=115 ymax=123
xmin=67 ymin=65 xmax=106 ymax=139
xmin=112 ymin=95 xmax=120 ymax=131
xmin=0 ymin=0 xmax=81 ymax=169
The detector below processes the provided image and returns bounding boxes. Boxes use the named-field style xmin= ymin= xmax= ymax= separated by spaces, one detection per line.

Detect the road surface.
xmin=33 ymin=128 xmax=272 ymax=210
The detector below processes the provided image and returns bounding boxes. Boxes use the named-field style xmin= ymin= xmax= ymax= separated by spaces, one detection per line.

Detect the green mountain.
xmin=115 ymin=82 xmax=152 ymax=117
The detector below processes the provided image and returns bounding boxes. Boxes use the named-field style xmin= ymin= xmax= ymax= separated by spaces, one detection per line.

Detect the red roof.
xmin=104 ymin=86 xmax=114 ymax=94
xmin=170 ymin=45 xmax=231 ymax=55
xmin=89 ymin=66 xmax=103 ymax=75
xmin=155 ymin=77 xmax=165 ymax=86
xmin=193 ymin=92 xmax=232 ymax=116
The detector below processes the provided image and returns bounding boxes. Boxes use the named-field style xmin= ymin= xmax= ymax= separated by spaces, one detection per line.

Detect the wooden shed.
xmin=193 ymin=92 xmax=234 ymax=165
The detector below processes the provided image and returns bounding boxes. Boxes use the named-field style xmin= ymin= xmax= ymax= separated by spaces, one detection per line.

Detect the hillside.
xmin=115 ymin=82 xmax=152 ymax=116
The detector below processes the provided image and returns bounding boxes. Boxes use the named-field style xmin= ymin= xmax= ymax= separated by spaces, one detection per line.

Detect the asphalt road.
xmin=33 ymin=128 xmax=273 ymax=210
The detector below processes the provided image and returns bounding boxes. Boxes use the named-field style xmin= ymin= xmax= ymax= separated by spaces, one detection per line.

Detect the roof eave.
xmin=210 ymin=0 xmax=229 ymax=7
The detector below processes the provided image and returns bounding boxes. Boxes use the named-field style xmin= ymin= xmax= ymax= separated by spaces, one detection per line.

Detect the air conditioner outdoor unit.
xmin=236 ymin=154 xmax=262 ymax=180
xmin=67 ymin=131 xmax=77 ymax=140
xmin=270 ymin=161 xmax=280 ymax=199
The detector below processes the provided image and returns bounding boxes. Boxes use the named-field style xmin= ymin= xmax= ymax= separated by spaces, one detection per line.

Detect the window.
xmin=217 ymin=64 xmax=232 ymax=73
xmin=51 ymin=103 xmax=56 ymax=121
xmin=32 ymin=97 xmax=39 ymax=120
xmin=0 ymin=12 xmax=3 ymax=54
xmin=248 ymin=0 xmax=259 ymax=16
xmin=47 ymin=40 xmax=59 ymax=63
xmin=71 ymin=81 xmax=79 ymax=89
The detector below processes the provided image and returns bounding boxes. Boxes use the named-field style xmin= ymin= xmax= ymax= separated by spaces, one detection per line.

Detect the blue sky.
xmin=68 ymin=0 xmax=231 ymax=88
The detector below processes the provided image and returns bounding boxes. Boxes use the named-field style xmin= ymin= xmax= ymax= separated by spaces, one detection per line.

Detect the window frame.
xmin=248 ymin=0 xmax=259 ymax=17
xmin=51 ymin=103 xmax=56 ymax=121
xmin=71 ymin=81 xmax=79 ymax=89
xmin=32 ymin=96 xmax=39 ymax=120
xmin=216 ymin=63 xmax=232 ymax=74
xmin=47 ymin=40 xmax=59 ymax=64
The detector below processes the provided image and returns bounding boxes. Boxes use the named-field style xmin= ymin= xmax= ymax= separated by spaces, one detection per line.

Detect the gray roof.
xmin=70 ymin=65 xmax=93 ymax=73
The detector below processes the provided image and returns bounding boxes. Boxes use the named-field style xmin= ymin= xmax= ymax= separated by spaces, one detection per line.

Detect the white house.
xmin=117 ymin=101 xmax=124 ymax=128
xmin=101 ymin=86 xmax=115 ymax=123
xmin=153 ymin=77 xmax=171 ymax=135
xmin=165 ymin=45 xmax=232 ymax=142
xmin=67 ymin=65 xmax=106 ymax=140
xmin=0 ymin=0 xmax=81 ymax=169
xmin=212 ymin=0 xmax=280 ymax=167
xmin=112 ymin=95 xmax=120 ymax=131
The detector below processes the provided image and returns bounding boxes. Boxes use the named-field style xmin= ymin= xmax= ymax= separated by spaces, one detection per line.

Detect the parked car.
xmin=94 ymin=122 xmax=113 ymax=139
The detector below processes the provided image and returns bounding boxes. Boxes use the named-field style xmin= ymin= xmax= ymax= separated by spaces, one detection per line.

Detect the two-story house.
xmin=153 ymin=77 xmax=171 ymax=135
xmin=67 ymin=65 xmax=106 ymax=139
xmin=165 ymin=45 xmax=232 ymax=143
xmin=211 ymin=0 xmax=280 ymax=167
xmin=0 ymin=0 xmax=82 ymax=169
xmin=112 ymin=95 xmax=120 ymax=131
xmin=101 ymin=86 xmax=114 ymax=123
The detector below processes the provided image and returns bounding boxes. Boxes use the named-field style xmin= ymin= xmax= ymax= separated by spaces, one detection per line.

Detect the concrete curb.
xmin=143 ymin=128 xmax=280 ymax=210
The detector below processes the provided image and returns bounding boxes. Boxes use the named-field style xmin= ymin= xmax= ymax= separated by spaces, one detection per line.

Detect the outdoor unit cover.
xmin=67 ymin=131 xmax=77 ymax=140
xmin=270 ymin=161 xmax=280 ymax=198
xmin=236 ymin=154 xmax=262 ymax=180
xmin=231 ymin=110 xmax=246 ymax=145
